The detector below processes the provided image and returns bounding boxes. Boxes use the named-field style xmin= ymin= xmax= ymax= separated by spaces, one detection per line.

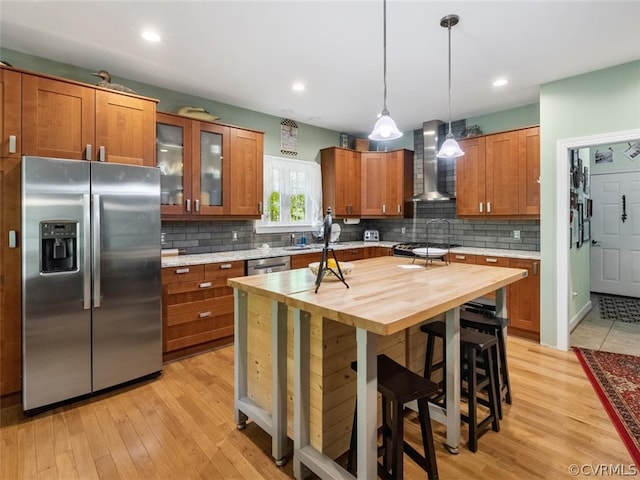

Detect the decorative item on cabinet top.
xmin=175 ymin=106 xmax=219 ymax=122
xmin=91 ymin=69 xmax=136 ymax=94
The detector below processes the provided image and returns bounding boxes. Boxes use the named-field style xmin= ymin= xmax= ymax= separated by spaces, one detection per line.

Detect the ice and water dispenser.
xmin=40 ymin=221 xmax=78 ymax=273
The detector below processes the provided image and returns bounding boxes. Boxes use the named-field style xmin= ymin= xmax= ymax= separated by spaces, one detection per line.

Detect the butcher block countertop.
xmin=228 ymin=256 xmax=527 ymax=336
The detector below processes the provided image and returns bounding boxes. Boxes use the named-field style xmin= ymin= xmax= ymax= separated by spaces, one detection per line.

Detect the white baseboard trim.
xmin=570 ymin=300 xmax=593 ymax=333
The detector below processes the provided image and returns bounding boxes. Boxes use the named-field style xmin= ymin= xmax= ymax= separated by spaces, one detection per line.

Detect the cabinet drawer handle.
xmin=397 ymin=204 xmax=401 ymax=214
xmin=487 ymin=202 xmax=491 ymax=213
xmin=9 ymin=135 xmax=16 ymax=154
xmin=199 ymin=311 xmax=212 ymax=318
xmin=485 ymin=258 xmax=498 ymax=263
xmin=479 ymin=202 xmax=483 ymax=213
xmin=175 ymin=268 xmax=190 ymax=274
xmin=186 ymin=199 xmax=191 ymax=212
xmin=85 ymin=144 xmax=92 ymax=161
xmin=99 ymin=145 xmax=106 ymax=162
xmin=199 ymin=281 xmax=212 ymax=288
xmin=219 ymin=263 xmax=232 ymax=269
xmin=382 ymin=204 xmax=386 ymax=214
xmin=195 ymin=199 xmax=200 ymax=212
xmin=455 ymin=255 xmax=466 ymax=260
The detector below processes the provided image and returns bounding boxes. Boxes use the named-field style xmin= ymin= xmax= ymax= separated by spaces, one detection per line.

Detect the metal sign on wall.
xmin=280 ymin=119 xmax=298 ymax=155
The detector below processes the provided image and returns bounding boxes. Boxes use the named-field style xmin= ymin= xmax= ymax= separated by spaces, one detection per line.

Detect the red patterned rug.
xmin=574 ymin=348 xmax=640 ymax=466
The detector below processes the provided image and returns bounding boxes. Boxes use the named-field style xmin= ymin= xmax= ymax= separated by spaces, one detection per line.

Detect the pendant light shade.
xmin=369 ymin=0 xmax=402 ymax=141
xmin=437 ymin=14 xmax=464 ymax=159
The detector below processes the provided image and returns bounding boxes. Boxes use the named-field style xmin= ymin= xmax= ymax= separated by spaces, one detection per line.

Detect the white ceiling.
xmin=1 ymin=1 xmax=639 ymax=137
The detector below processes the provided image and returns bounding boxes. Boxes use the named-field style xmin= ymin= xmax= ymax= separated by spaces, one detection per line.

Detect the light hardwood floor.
xmin=1 ymin=336 xmax=634 ymax=480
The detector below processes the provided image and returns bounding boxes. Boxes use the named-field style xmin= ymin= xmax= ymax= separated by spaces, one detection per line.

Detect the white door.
xmin=590 ymin=171 xmax=640 ymax=297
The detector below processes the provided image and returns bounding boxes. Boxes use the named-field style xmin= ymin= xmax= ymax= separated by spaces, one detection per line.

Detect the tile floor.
xmin=570 ymin=294 xmax=640 ymax=355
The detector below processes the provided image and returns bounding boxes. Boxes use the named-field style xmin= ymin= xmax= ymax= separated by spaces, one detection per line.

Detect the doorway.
xmin=555 ymin=128 xmax=640 ymax=351
xmin=590 ymin=171 xmax=640 ymax=297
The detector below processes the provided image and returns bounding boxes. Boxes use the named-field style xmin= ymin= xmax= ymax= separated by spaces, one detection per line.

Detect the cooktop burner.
xmin=393 ymin=242 xmax=461 ymax=257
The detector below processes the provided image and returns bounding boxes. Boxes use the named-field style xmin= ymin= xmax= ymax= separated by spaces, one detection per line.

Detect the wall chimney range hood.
xmin=411 ymin=120 xmax=456 ymax=201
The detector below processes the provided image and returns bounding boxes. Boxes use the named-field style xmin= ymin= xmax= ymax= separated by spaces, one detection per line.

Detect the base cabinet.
xmin=448 ymin=253 xmax=540 ymax=339
xmin=162 ymin=261 xmax=243 ymax=360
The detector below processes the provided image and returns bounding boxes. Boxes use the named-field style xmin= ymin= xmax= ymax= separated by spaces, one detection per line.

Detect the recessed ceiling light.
xmin=493 ymin=78 xmax=508 ymax=87
xmin=142 ymin=31 xmax=161 ymax=42
xmin=291 ymin=82 xmax=305 ymax=92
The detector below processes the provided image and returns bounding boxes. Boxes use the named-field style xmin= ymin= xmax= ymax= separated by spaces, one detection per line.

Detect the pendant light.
xmin=437 ymin=14 xmax=464 ymax=158
xmin=369 ymin=0 xmax=402 ymax=141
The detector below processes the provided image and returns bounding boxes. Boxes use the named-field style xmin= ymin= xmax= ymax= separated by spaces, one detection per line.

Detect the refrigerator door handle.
xmin=83 ymin=194 xmax=91 ymax=310
xmin=92 ymin=194 xmax=101 ymax=308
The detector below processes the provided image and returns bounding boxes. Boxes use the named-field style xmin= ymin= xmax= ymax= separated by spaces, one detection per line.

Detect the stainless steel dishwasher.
xmin=246 ymin=256 xmax=291 ymax=275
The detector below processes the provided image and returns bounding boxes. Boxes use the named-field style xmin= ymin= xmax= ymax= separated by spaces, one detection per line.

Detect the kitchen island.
xmin=228 ymin=256 xmax=527 ymax=479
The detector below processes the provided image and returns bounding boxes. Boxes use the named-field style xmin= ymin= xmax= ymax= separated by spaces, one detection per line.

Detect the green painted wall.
xmin=466 ymin=103 xmax=540 ymax=134
xmin=540 ymin=60 xmax=640 ymax=347
xmin=1 ymin=48 xmax=416 ymax=161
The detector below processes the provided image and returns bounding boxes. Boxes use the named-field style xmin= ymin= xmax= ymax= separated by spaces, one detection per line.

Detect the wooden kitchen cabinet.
xmin=290 ymin=251 xmax=322 ymax=269
xmin=507 ymin=258 xmax=540 ymax=339
xmin=361 ymin=149 xmax=413 ymax=218
xmin=162 ymin=261 xmax=243 ymax=361
xmin=1 ymin=68 xmax=21 ymax=160
xmin=20 ymin=72 xmax=156 ymax=165
xmin=448 ymin=252 xmax=540 ymax=339
xmin=457 ymin=126 xmax=539 ymax=217
xmin=321 ymin=147 xmax=412 ymax=219
xmin=0 ymin=69 xmax=22 ymax=400
xmin=320 ymin=147 xmax=361 ymax=217
xmin=157 ymin=111 xmax=263 ymax=218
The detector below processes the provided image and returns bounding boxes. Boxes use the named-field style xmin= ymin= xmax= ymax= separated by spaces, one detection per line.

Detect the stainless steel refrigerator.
xmin=22 ymin=156 xmax=162 ymax=412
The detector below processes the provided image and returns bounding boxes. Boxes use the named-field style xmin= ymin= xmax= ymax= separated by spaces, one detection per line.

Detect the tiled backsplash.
xmin=162 ymin=206 xmax=539 ymax=254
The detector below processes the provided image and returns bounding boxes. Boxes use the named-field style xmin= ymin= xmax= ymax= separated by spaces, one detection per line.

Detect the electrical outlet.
xmin=232 ymin=231 xmax=238 ymax=241
xmin=401 ymin=227 xmax=406 ymax=235
xmin=513 ymin=230 xmax=521 ymax=240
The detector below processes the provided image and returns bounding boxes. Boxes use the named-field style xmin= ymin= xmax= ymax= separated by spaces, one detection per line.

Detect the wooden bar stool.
xmin=460 ymin=309 xmax=512 ymax=408
xmin=420 ymin=320 xmax=501 ymax=453
xmin=346 ymin=354 xmax=439 ymax=480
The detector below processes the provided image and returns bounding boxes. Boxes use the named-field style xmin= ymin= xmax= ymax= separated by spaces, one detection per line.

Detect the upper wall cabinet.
xmin=320 ymin=147 xmax=361 ymax=217
xmin=156 ymin=112 xmax=263 ymax=218
xmin=321 ymin=147 xmax=413 ymax=219
xmin=456 ymin=126 xmax=540 ymax=217
xmin=10 ymin=70 xmax=157 ymax=166
xmin=1 ymin=68 xmax=22 ymax=160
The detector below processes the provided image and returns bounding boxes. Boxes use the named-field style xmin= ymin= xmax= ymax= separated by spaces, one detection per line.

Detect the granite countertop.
xmin=161 ymin=241 xmax=539 ymax=268
xmin=161 ymin=241 xmax=397 ymax=267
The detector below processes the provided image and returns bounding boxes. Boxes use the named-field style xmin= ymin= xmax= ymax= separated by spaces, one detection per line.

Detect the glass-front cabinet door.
xmin=193 ymin=122 xmax=229 ymax=215
xmin=156 ymin=113 xmax=192 ymax=215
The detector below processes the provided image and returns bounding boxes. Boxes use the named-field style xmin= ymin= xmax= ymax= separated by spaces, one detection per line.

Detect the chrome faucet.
xmin=290 ymin=233 xmax=296 ymax=246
